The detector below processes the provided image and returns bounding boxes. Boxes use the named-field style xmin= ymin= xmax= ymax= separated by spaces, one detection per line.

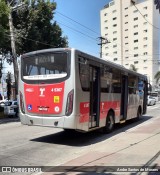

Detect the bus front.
xmin=19 ymin=48 xmax=76 ymax=129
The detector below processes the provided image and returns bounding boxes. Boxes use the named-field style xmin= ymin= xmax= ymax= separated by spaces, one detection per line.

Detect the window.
xmin=143 ymin=67 xmax=148 ymax=69
xmin=125 ymin=22 xmax=128 ymax=24
xmin=112 ymin=10 xmax=117 ymax=13
xmin=144 ymin=29 xmax=148 ymax=33
xmin=112 ymin=69 xmax=121 ymax=93
xmin=79 ymin=57 xmax=89 ymax=91
xmin=134 ymin=32 xmax=138 ymax=35
xmin=134 ymin=39 xmax=138 ymax=43
xmin=106 ymin=53 xmax=109 ymax=56
xmin=125 ymin=43 xmax=128 ymax=45
xmin=113 ymin=38 xmax=117 ymax=41
xmin=134 ymin=17 xmax=138 ymax=21
xmin=113 ymin=24 xmax=117 ymax=27
xmin=125 ymin=15 xmax=128 ymax=17
xmin=128 ymin=75 xmax=137 ymax=94
xmin=143 ymin=6 xmax=147 ymax=10
xmin=105 ymin=33 xmax=108 ymax=36
xmin=133 ymin=10 xmax=138 ymax=13
xmin=134 ymin=47 xmax=138 ymax=50
xmin=144 ymin=14 xmax=148 ymax=17
xmin=104 ymin=20 xmax=108 ymax=23
xmin=125 ymin=50 xmax=128 ymax=52
xmin=134 ymin=61 xmax=138 ymax=64
xmin=125 ymin=57 xmax=129 ymax=59
xmin=134 ymin=54 xmax=138 ymax=57
xmin=105 ymin=27 xmax=108 ymax=29
xmin=143 ymin=22 xmax=147 ymax=25
xmin=100 ymin=66 xmax=112 ymax=93
xmin=114 ymin=58 xmax=118 ymax=61
xmin=113 ymin=51 xmax=117 ymax=54
xmin=125 ymin=36 xmax=128 ymax=39
xmin=105 ymin=46 xmax=108 ymax=49
xmin=104 ymin=13 xmax=107 ymax=16
xmin=144 ymin=60 xmax=147 ymax=62
xmin=143 ymin=37 xmax=147 ymax=40
xmin=134 ymin=25 xmax=138 ymax=28
xmin=125 ymin=7 xmax=128 ymax=10
xmin=144 ymin=45 xmax=147 ymax=48
xmin=113 ymin=44 xmax=117 ymax=48
xmin=113 ymin=17 xmax=117 ymax=20
xmin=144 ymin=52 xmax=148 ymax=55
xmin=125 ymin=29 xmax=128 ymax=31
xmin=113 ymin=31 xmax=117 ymax=34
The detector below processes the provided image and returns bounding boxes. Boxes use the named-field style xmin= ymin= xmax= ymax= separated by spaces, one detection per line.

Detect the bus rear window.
xmin=22 ymin=52 xmax=69 ymax=83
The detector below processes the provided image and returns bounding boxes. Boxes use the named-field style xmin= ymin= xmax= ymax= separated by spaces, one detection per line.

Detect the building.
xmin=100 ymin=0 xmax=159 ymax=85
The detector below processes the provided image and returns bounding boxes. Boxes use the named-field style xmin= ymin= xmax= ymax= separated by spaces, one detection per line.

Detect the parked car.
xmin=0 ymin=99 xmax=8 ymax=107
xmin=147 ymin=96 xmax=156 ymax=106
xmin=4 ymin=100 xmax=19 ymax=117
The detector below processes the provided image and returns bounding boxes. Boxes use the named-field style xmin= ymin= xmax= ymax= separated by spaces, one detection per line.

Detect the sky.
xmin=54 ymin=0 xmax=110 ymax=57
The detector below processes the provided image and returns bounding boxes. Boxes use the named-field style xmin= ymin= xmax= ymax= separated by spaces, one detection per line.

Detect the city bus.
xmin=19 ymin=48 xmax=148 ymax=133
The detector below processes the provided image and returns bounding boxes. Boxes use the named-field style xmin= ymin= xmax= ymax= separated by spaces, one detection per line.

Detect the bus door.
xmin=120 ymin=75 xmax=128 ymax=122
xmin=89 ymin=66 xmax=100 ymax=128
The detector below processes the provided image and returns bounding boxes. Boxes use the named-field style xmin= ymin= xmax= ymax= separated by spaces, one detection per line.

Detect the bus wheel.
xmin=103 ymin=111 xmax=115 ymax=133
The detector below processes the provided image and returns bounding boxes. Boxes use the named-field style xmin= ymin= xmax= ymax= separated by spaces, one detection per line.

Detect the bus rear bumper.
xmin=20 ymin=113 xmax=76 ymax=129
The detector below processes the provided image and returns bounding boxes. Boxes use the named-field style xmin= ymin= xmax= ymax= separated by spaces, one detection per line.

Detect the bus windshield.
xmin=22 ymin=52 xmax=69 ymax=83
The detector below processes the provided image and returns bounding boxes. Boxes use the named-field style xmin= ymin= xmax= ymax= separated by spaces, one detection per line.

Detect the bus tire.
xmin=103 ymin=111 xmax=115 ymax=133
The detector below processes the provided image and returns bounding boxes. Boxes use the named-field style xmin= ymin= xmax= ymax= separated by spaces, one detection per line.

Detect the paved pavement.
xmin=0 ymin=117 xmax=20 ymax=124
xmin=41 ymin=116 xmax=160 ymax=175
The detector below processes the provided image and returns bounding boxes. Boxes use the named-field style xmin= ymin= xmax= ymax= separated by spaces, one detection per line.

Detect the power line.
xmin=56 ymin=11 xmax=100 ymax=36
xmin=131 ymin=0 xmax=160 ymax=30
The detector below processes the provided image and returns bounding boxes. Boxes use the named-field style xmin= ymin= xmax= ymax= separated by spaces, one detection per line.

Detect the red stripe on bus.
xmin=79 ymin=101 xmax=120 ymax=123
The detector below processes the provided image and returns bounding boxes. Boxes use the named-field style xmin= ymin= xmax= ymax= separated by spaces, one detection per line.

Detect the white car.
xmin=4 ymin=100 xmax=19 ymax=117
xmin=147 ymin=96 xmax=156 ymax=106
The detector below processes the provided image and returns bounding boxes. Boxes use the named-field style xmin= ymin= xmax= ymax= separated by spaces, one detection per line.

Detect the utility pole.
xmin=98 ymin=37 xmax=110 ymax=58
xmin=8 ymin=2 xmax=25 ymax=99
xmin=8 ymin=10 xmax=18 ymax=98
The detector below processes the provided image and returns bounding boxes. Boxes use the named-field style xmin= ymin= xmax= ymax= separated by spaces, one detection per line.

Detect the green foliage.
xmin=0 ymin=0 xmax=10 ymax=54
xmin=154 ymin=71 xmax=160 ymax=83
xmin=129 ymin=64 xmax=138 ymax=72
xmin=0 ymin=0 xmax=68 ymax=55
xmin=12 ymin=0 xmax=68 ymax=54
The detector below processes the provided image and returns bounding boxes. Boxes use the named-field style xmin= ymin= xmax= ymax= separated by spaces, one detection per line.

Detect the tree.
xmin=0 ymin=0 xmax=10 ymax=54
xmin=12 ymin=0 xmax=68 ymax=54
xmin=154 ymin=71 xmax=160 ymax=84
xmin=154 ymin=0 xmax=160 ymax=13
xmin=129 ymin=64 xmax=138 ymax=72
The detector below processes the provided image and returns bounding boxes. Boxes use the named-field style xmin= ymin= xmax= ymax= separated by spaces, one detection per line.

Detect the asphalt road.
xmin=0 ymin=103 xmax=160 ymax=175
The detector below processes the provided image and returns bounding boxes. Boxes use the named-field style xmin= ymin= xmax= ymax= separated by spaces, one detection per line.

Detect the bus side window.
xmin=112 ymin=69 xmax=121 ymax=93
xmin=79 ymin=57 xmax=90 ymax=91
xmin=100 ymin=67 xmax=112 ymax=93
xmin=128 ymin=75 xmax=138 ymax=94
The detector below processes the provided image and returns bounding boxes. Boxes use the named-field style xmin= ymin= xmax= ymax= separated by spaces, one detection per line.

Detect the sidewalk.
xmin=41 ymin=117 xmax=160 ymax=175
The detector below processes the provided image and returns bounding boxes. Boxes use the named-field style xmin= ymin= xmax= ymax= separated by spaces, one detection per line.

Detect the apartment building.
xmin=100 ymin=0 xmax=159 ymax=85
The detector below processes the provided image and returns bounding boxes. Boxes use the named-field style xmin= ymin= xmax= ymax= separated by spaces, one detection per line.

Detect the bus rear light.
xmin=20 ymin=91 xmax=25 ymax=114
xmin=65 ymin=89 xmax=74 ymax=116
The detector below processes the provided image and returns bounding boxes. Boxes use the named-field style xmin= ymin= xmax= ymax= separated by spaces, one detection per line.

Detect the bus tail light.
xmin=65 ymin=89 xmax=74 ymax=116
xmin=20 ymin=91 xmax=25 ymax=114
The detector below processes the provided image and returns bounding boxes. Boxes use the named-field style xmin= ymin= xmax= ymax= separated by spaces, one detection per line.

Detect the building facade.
xmin=100 ymin=0 xmax=159 ymax=85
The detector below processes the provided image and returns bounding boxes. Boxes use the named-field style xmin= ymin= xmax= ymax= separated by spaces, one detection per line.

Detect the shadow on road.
xmin=31 ymin=115 xmax=153 ymax=147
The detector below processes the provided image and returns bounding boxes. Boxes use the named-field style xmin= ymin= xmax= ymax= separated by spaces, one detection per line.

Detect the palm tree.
xmin=154 ymin=71 xmax=160 ymax=84
xmin=129 ymin=64 xmax=138 ymax=72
